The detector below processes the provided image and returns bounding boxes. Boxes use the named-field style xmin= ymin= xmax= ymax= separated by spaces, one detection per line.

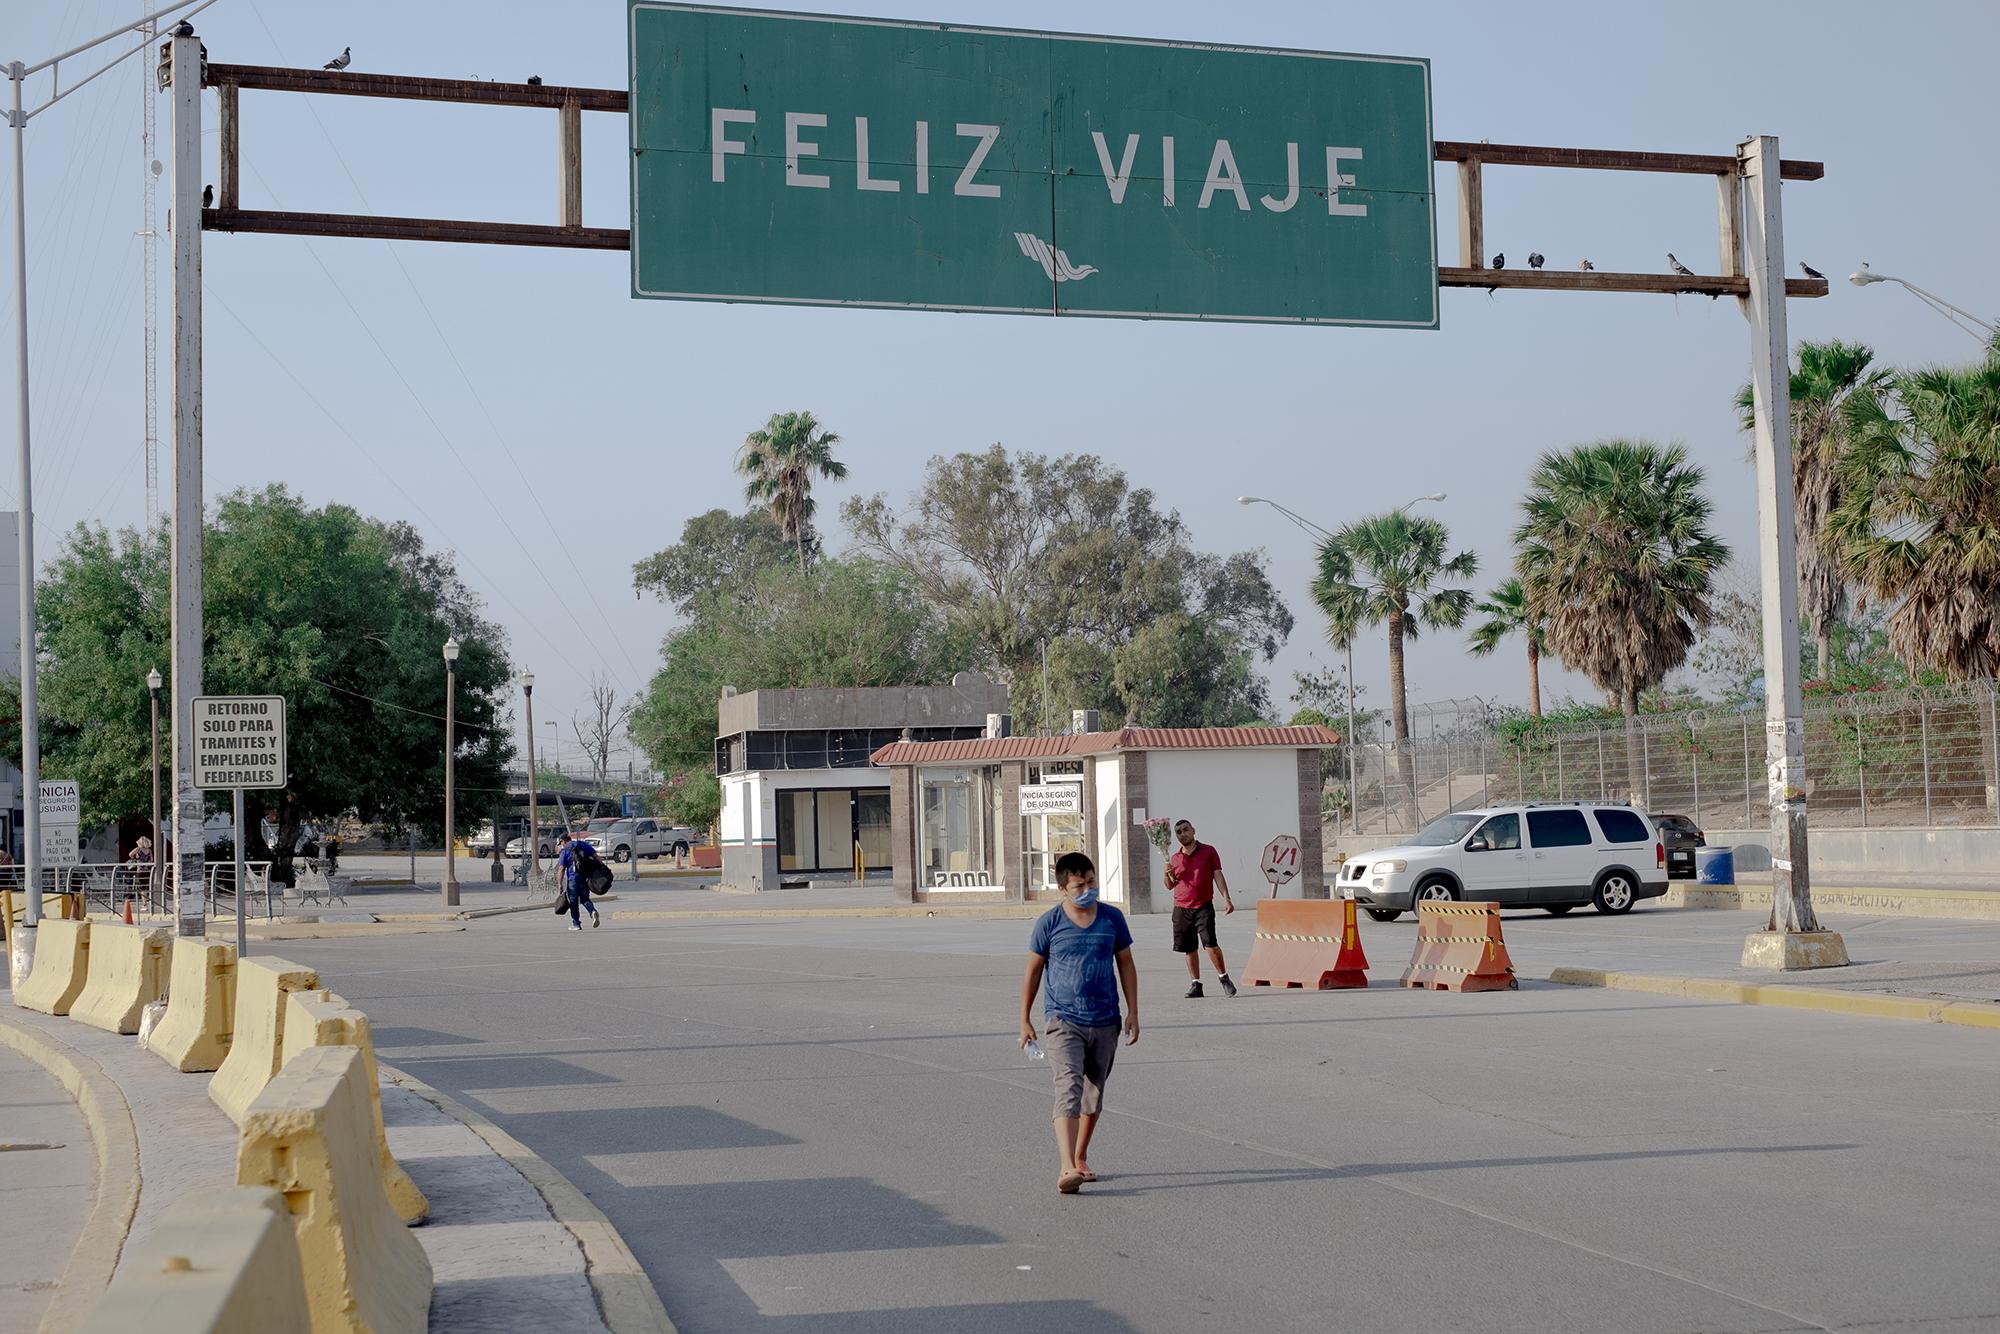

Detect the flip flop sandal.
xmin=1057 ymin=1170 xmax=1086 ymax=1194
xmin=1076 ymin=1167 xmax=1098 ymax=1182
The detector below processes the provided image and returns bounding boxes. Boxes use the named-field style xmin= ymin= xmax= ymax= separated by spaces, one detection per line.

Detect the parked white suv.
xmin=1340 ymin=802 xmax=1668 ymax=921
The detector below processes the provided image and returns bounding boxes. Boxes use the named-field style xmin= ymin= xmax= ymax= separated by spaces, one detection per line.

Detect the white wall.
xmin=1146 ymin=750 xmax=1300 ymax=900
xmin=1094 ymin=755 xmax=1125 ymax=903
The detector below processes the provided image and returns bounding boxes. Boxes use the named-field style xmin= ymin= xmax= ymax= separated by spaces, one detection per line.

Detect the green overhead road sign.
xmin=628 ymin=5 xmax=1437 ymax=327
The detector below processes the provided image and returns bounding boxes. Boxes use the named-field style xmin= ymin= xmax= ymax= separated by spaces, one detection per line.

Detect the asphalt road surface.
xmin=282 ymin=909 xmax=2000 ymax=1333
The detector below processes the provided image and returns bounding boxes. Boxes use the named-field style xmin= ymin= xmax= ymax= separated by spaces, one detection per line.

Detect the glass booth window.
xmin=919 ymin=767 xmax=1000 ymax=886
xmin=1022 ymin=762 xmax=1086 ymax=892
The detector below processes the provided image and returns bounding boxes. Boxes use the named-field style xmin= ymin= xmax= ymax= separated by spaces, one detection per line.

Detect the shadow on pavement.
xmin=501 ymin=1104 xmax=797 ymax=1151
xmin=1079 ymin=1142 xmax=1859 ymax=1196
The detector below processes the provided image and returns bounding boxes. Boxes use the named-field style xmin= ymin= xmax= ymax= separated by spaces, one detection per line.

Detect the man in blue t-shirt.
xmin=1020 ymin=851 xmax=1139 ymax=1194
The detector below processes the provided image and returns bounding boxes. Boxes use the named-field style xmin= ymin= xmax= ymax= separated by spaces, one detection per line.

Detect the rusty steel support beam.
xmin=203 ymin=63 xmax=629 ymax=112
xmin=203 ymin=207 xmax=630 ymax=249
xmin=1440 ymin=267 xmax=1828 ymax=298
xmin=1435 ymin=140 xmax=1823 ymax=180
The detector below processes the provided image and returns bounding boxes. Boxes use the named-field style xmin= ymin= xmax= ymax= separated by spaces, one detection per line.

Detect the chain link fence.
xmin=1328 ymin=681 xmax=2000 ymax=839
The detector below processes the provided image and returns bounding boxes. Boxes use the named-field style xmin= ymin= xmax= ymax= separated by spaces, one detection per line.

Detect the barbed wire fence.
xmin=1327 ymin=681 xmax=2000 ymax=840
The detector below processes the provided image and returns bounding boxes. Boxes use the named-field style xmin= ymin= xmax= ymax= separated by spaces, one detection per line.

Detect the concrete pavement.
xmin=274 ymin=906 xmax=2000 ymax=1333
xmin=0 ymin=1046 xmax=93 ymax=1331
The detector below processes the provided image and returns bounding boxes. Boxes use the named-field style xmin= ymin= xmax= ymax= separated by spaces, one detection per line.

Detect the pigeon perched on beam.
xmin=1666 ymin=253 xmax=1696 ymax=277
xmin=1490 ymin=253 xmax=1505 ymax=269
xmin=1799 ymin=262 xmax=1825 ymax=280
xmin=1527 ymin=252 xmax=1545 ymax=270
xmin=527 ymin=75 xmax=543 ymax=85
xmin=202 ymin=184 xmax=213 ymax=208
xmin=324 ymin=47 xmax=351 ymax=71
xmin=1579 ymin=259 xmax=1595 ymax=271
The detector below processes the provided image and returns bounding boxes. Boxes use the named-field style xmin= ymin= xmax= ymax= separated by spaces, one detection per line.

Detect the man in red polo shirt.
xmin=1164 ymin=818 xmax=1235 ymax=998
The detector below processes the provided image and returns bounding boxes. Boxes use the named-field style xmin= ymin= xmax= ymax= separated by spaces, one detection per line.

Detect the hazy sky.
xmin=6 ymin=1 xmax=1998 ymax=766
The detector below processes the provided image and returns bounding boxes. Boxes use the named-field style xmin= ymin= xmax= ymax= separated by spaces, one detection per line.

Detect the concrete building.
xmin=870 ymin=725 xmax=1339 ymax=910
xmin=715 ymin=671 xmax=1009 ymax=890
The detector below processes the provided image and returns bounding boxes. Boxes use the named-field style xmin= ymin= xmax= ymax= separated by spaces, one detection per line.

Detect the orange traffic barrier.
xmin=1401 ymin=900 xmax=1518 ymax=992
xmin=1241 ymin=898 xmax=1370 ymax=990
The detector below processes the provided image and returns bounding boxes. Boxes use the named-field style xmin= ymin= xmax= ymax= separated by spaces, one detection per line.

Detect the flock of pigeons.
xmin=323 ymin=47 xmax=544 ymax=86
xmin=1486 ymin=252 xmax=1829 ymax=282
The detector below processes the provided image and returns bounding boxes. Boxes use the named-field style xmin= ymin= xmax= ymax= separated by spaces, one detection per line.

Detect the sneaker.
xmin=568 ymin=923 xmax=583 ymax=931
xmin=1219 ymin=974 xmax=1238 ymax=998
xmin=591 ymin=913 xmax=601 ymax=928
xmin=1184 ymin=980 xmax=1204 ymax=999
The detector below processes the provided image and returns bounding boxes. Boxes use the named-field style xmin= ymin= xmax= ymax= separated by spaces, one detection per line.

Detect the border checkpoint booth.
xmin=869 ymin=724 xmax=1339 ymax=910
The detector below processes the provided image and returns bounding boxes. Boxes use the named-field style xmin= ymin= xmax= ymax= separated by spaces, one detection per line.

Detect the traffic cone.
xmin=123 ymin=896 xmax=134 ymax=924
xmin=1326 ymin=898 xmax=1369 ymax=987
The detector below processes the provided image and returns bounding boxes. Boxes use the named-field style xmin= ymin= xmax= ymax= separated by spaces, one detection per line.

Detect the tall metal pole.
xmin=523 ymin=675 xmax=539 ymax=878
xmin=148 ymin=671 xmax=162 ymax=913
xmin=1344 ymin=640 xmax=1358 ymax=788
xmin=231 ymin=787 xmax=245 ymax=956
xmin=1740 ymin=134 xmax=1837 ymax=958
xmin=9 ymin=65 xmax=46 ymax=933
xmin=443 ymin=637 xmax=459 ymax=907
xmin=167 ymin=28 xmax=205 ymax=937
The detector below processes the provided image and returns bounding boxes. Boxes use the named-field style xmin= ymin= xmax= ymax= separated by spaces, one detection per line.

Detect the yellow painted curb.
xmin=380 ymin=1063 xmax=676 ymax=1334
xmin=1547 ymin=966 xmax=2000 ymax=1031
xmin=0 ymin=1015 xmax=142 ymax=1334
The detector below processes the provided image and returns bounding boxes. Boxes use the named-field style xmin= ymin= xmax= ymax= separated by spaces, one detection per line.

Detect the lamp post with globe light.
xmin=147 ymin=667 xmax=163 ymax=911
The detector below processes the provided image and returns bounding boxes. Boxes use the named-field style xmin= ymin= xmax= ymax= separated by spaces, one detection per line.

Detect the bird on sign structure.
xmin=527 ymin=75 xmax=543 ymax=85
xmin=202 ymin=184 xmax=213 ymax=208
xmin=1491 ymin=253 xmax=1506 ymax=269
xmin=173 ymin=19 xmax=193 ymax=37
xmin=1579 ymin=259 xmax=1595 ymax=271
xmin=1799 ymin=262 xmax=1825 ymax=280
xmin=1527 ymin=252 xmax=1545 ymax=270
xmin=1667 ymin=253 xmax=1696 ymax=277
xmin=324 ymin=47 xmax=351 ymax=71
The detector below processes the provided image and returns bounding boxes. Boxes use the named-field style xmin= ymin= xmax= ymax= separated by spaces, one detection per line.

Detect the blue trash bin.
xmin=1695 ymin=846 xmax=1735 ymax=885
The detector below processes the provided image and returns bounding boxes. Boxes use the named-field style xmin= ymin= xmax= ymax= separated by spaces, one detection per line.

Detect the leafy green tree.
xmin=632 ymin=508 xmax=793 ymax=613
xmin=1311 ymin=512 xmax=1476 ymax=812
xmin=1835 ymin=353 xmax=2000 ymax=679
xmin=32 ymin=487 xmax=514 ymax=881
xmin=1736 ymin=340 xmax=1886 ymax=680
xmin=1515 ymin=441 xmax=1728 ymax=797
xmin=843 ymin=444 xmax=1291 ymax=728
xmin=1468 ymin=577 xmax=1546 ymax=718
xmin=738 ymin=410 xmax=847 ymax=573
xmin=629 ymin=557 xmax=978 ymax=823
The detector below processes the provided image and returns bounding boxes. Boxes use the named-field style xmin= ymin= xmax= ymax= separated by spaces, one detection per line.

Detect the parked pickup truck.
xmin=586 ymin=819 xmax=701 ymax=863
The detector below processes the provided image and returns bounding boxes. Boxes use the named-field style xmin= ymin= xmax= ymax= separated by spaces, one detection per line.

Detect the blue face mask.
xmin=1070 ymin=886 xmax=1099 ymax=908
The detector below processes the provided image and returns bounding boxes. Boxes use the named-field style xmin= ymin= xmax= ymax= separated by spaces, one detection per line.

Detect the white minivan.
xmin=1339 ymin=801 xmax=1668 ymax=921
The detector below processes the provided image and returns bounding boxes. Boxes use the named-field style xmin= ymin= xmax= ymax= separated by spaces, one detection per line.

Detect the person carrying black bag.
xmin=556 ymin=831 xmax=606 ymax=931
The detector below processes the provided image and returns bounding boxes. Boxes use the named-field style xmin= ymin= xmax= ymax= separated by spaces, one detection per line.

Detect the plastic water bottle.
xmin=1023 ymin=1038 xmax=1045 ymax=1062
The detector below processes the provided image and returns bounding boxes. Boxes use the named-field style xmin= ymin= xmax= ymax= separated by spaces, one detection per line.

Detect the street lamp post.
xmin=442 ymin=635 xmax=460 ymax=908
xmin=1849 ymin=264 xmax=1999 ymax=343
xmin=522 ymin=672 xmax=538 ymax=878
xmin=147 ymin=667 xmax=162 ymax=913
xmin=1238 ymin=492 xmax=1447 ymax=811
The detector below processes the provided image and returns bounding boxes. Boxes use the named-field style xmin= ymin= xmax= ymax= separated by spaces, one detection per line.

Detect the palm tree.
xmin=1736 ymin=340 xmax=1886 ymax=681
xmin=1312 ymin=513 xmax=1477 ymax=819
xmin=1834 ymin=355 xmax=2000 ymax=680
xmin=737 ymin=411 xmax=847 ymax=573
xmin=1515 ymin=441 xmax=1729 ymax=802
xmin=1468 ymin=578 xmax=1545 ymax=718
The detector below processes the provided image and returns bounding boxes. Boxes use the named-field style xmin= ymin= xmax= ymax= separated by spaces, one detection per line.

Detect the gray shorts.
xmin=1045 ymin=1019 xmax=1119 ymax=1119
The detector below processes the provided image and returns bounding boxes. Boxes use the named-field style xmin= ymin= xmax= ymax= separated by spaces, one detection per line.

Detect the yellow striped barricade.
xmin=1400 ymin=900 xmax=1518 ymax=992
xmin=1241 ymin=898 xmax=1370 ymax=990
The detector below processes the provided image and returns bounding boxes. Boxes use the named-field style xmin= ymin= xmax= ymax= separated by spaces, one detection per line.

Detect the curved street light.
xmin=1237 ymin=492 xmax=1448 ymax=791
xmin=1849 ymin=263 xmax=1998 ymax=342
